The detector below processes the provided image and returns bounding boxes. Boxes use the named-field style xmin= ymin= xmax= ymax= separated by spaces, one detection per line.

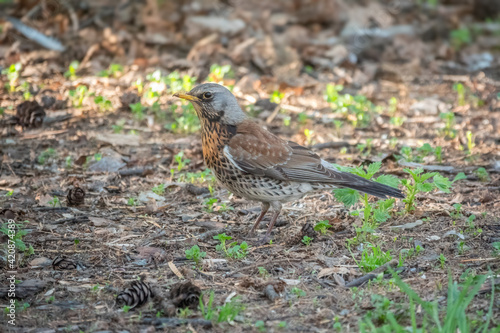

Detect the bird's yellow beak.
xmin=173 ymin=92 xmax=199 ymax=102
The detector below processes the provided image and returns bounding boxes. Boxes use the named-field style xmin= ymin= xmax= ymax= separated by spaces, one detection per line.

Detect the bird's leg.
xmin=249 ymin=202 xmax=270 ymax=234
xmin=265 ymin=210 xmax=281 ymax=237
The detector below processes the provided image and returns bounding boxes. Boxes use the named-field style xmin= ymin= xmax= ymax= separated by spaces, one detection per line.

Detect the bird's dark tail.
xmin=340 ymin=172 xmax=405 ymax=199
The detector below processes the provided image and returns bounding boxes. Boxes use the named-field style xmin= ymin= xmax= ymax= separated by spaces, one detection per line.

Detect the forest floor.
xmin=1 ymin=0 xmax=500 ymax=332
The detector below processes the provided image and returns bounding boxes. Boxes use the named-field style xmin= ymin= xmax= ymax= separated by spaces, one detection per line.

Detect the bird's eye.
xmin=203 ymin=92 xmax=213 ymax=99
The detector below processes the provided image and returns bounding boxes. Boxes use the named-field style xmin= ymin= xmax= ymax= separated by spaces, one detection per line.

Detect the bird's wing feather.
xmin=225 ymin=120 xmax=405 ymax=199
xmin=225 ymin=121 xmax=352 ymax=183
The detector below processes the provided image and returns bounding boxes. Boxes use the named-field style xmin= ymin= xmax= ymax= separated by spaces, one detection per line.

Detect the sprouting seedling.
xmin=333 ymin=120 xmax=343 ymax=137
xmin=48 ymin=196 xmax=60 ymax=208
xmin=304 ymin=128 xmax=314 ymax=146
xmin=2 ymin=63 xmax=22 ymax=92
xmin=357 ymin=243 xmax=392 ymax=273
xmin=174 ymin=151 xmax=190 ymax=171
xmin=439 ymin=112 xmax=457 ymax=139
xmin=357 ymin=139 xmax=373 ymax=156
xmin=129 ymin=102 xmax=147 ymax=120
xmin=466 ymin=131 xmax=475 ymax=156
xmin=133 ymin=79 xmax=144 ymax=95
xmin=68 ymin=85 xmax=88 ymax=107
xmin=112 ymin=119 xmax=126 ymax=133
xmin=94 ymin=95 xmax=112 ymax=112
xmin=98 ymin=63 xmax=124 ymax=78
xmin=152 ymin=184 xmax=165 ymax=196
xmin=474 ymin=167 xmax=489 ymax=182
xmin=185 ymin=245 xmax=206 ymax=267
xmin=204 ymin=197 xmax=218 ymax=212
xmin=270 ymin=90 xmax=284 ymax=104
xmin=214 ymin=233 xmax=248 ymax=259
xmin=450 ymin=28 xmax=471 ymax=50
xmin=302 ymin=236 xmax=313 ymax=246
xmin=401 ymin=168 xmax=466 ymax=213
xmin=207 ymin=64 xmax=233 ymax=83
xmin=64 ymin=60 xmax=79 ymax=80
xmin=314 ymin=220 xmax=332 ymax=235
xmin=297 ymin=112 xmax=308 ymax=125
xmin=291 ymin=287 xmax=306 ymax=298
xmin=37 ymin=148 xmax=57 ymax=165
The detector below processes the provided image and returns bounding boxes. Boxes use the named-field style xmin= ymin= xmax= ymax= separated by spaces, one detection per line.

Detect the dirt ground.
xmin=1 ymin=0 xmax=500 ymax=332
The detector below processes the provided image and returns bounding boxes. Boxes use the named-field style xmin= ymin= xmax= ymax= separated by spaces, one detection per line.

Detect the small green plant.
xmin=213 ymin=233 xmax=248 ymax=259
xmin=112 ymin=119 xmax=126 ymax=133
xmin=129 ymin=102 xmax=147 ymax=121
xmin=474 ymin=167 xmax=489 ymax=182
xmin=255 ymin=320 xmax=266 ymax=332
xmin=278 ymin=321 xmax=287 ymax=329
xmin=439 ymin=253 xmax=447 ymax=269
xmin=270 ymin=90 xmax=284 ymax=104
xmin=258 ymin=267 xmax=270 ymax=278
xmin=152 ymin=184 xmax=165 ymax=196
xmin=6 ymin=190 xmax=14 ymax=197
xmin=334 ymin=162 xmax=399 ymax=244
xmin=401 ymin=168 xmax=466 ymax=213
xmin=64 ymin=60 xmax=79 ymax=80
xmin=48 ymin=196 xmax=61 ymax=208
xmin=167 ymin=103 xmax=201 ymax=134
xmin=98 ymin=63 xmax=124 ymax=78
xmin=2 ymin=62 xmax=22 ymax=92
xmin=465 ymin=130 xmax=475 ymax=157
xmin=297 ymin=112 xmax=308 ymax=125
xmin=217 ymin=296 xmax=245 ymax=323
xmin=127 ymin=197 xmax=138 ymax=206
xmin=185 ymin=245 xmax=206 ymax=267
xmin=37 ymin=148 xmax=57 ymax=165
xmin=199 ymin=290 xmax=216 ymax=320
xmin=302 ymin=235 xmax=313 ymax=246
xmin=178 ymin=307 xmax=192 ymax=318
xmin=291 ymin=287 xmax=306 ymax=298
xmin=207 ymin=64 xmax=234 ymax=83
xmin=357 ymin=139 xmax=373 ymax=156
xmin=46 ymin=295 xmax=55 ymax=303
xmin=174 ymin=151 xmax=190 ymax=171
xmin=122 ymin=305 xmax=132 ymax=313
xmin=398 ymin=245 xmax=422 ymax=266
xmin=492 ymin=242 xmax=500 ymax=256
xmin=358 ymin=244 xmax=392 ymax=273
xmin=0 ymin=220 xmax=30 ymax=252
xmin=325 ymin=84 xmax=379 ymax=128
xmin=314 ymin=220 xmax=332 ymax=235
xmin=450 ymin=28 xmax=471 ymax=50
xmin=439 ymin=112 xmax=457 ymax=139
xmin=94 ymin=95 xmax=112 ymax=112
xmin=68 ymin=85 xmax=88 ymax=107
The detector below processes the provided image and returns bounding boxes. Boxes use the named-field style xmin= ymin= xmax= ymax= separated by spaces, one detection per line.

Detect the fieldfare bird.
xmin=174 ymin=83 xmax=404 ymax=238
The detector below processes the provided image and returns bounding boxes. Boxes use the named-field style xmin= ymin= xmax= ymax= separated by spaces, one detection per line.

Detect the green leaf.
xmin=366 ymin=162 xmax=382 ymax=178
xmin=433 ymin=174 xmax=452 ymax=193
xmin=417 ymin=183 xmax=434 ymax=192
xmin=333 ymin=188 xmax=360 ymax=207
xmin=420 ymin=172 xmax=438 ymax=182
xmin=453 ymin=172 xmax=467 ymax=182
xmin=375 ymin=174 xmax=400 ymax=188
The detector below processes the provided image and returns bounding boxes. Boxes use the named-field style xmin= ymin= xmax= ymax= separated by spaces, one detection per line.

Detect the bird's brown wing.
xmin=225 ymin=120 xmax=351 ymax=183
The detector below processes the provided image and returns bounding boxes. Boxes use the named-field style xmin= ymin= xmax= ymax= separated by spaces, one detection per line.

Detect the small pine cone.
xmin=116 ymin=281 xmax=153 ymax=309
xmin=119 ymin=92 xmax=140 ymax=110
xmin=52 ymin=256 xmax=77 ymax=270
xmin=169 ymin=281 xmax=201 ymax=309
xmin=67 ymin=187 xmax=85 ymax=206
xmin=16 ymin=101 xmax=46 ymax=128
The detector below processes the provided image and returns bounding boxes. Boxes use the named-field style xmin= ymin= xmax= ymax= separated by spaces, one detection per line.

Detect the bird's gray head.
xmin=173 ymin=83 xmax=247 ymax=125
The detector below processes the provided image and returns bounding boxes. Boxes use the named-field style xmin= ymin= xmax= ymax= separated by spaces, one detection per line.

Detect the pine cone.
xmin=67 ymin=187 xmax=85 ymax=206
xmin=52 ymin=256 xmax=77 ymax=270
xmin=16 ymin=101 xmax=46 ymax=128
xmin=116 ymin=281 xmax=153 ymax=309
xmin=169 ymin=280 xmax=201 ymax=309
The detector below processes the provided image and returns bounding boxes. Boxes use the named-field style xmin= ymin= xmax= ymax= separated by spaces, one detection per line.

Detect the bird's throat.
xmin=200 ymin=118 xmax=237 ymax=169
